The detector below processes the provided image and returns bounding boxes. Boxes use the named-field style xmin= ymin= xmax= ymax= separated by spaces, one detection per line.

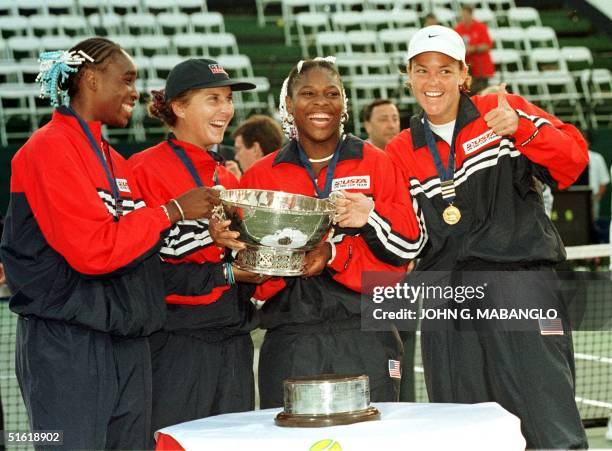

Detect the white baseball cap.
xmin=407 ymin=25 xmax=466 ymax=63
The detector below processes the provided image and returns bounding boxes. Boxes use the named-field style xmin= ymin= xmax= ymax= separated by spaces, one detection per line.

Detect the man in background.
xmin=362 ymin=99 xmax=401 ymax=151
xmin=232 ymin=115 xmax=284 ymax=176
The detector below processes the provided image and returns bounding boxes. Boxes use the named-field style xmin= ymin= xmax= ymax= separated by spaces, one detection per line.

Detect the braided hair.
xmin=37 ymin=37 xmax=124 ymax=107
xmin=278 ymin=57 xmax=349 ymax=139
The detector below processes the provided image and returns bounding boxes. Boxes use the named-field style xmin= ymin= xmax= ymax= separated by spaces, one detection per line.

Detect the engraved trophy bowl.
xmin=275 ymin=374 xmax=381 ymax=428
xmin=217 ymin=189 xmax=336 ymax=276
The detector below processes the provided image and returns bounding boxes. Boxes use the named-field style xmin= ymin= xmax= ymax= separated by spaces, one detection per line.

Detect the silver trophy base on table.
xmin=275 ymin=374 xmax=381 ymax=428
xmin=217 ymin=189 xmax=337 ymax=276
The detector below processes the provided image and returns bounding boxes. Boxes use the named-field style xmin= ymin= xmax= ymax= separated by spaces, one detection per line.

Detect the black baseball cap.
xmin=164 ymin=58 xmax=256 ymax=101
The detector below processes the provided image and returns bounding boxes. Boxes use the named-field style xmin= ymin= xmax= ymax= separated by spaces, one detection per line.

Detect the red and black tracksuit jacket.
xmin=129 ymin=137 xmax=256 ymax=336
xmin=386 ymin=93 xmax=588 ymax=271
xmin=239 ymin=135 xmax=426 ymax=330
xmin=0 ymin=108 xmax=170 ymax=336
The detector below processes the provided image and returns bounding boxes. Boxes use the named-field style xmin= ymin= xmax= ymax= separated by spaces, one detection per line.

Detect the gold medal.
xmin=443 ymin=204 xmax=461 ymax=225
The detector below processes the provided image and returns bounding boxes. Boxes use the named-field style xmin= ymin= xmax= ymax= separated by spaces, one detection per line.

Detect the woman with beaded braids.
xmin=0 ymin=38 xmax=218 ymax=449
xmin=129 ymin=58 xmax=270 ymax=436
xmin=211 ymin=57 xmax=427 ymax=407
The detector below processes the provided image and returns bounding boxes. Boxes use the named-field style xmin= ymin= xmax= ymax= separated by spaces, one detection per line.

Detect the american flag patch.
xmin=208 ymin=64 xmax=228 ymax=75
xmin=538 ymin=318 xmax=564 ymax=335
xmin=388 ymin=359 xmax=401 ymax=379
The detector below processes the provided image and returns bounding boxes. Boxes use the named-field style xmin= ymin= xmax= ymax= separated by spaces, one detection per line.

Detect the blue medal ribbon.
xmin=167 ymin=136 xmax=220 ymax=187
xmin=296 ymin=137 xmax=344 ymax=199
xmin=422 ymin=115 xmax=461 ymax=203
xmin=63 ymin=106 xmax=122 ymax=220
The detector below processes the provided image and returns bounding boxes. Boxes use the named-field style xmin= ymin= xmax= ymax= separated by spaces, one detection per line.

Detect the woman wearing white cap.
xmin=383 ymin=25 xmax=588 ymax=448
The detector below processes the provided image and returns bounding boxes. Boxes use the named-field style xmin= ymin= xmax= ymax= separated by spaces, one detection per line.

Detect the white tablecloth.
xmin=156 ymin=402 xmax=526 ymax=450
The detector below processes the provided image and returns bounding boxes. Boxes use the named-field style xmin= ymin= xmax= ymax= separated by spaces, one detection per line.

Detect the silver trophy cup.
xmin=217 ymin=189 xmax=337 ymax=276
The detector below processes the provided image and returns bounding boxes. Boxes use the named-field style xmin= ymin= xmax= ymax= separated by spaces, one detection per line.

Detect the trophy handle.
xmin=327 ymin=190 xmax=345 ymax=224
xmin=211 ymin=185 xmax=226 ymax=221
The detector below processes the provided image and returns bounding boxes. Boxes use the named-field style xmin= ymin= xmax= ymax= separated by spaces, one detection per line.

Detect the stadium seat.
xmin=40 ymin=36 xmax=75 ymax=54
xmin=0 ymin=83 xmax=38 ymax=146
xmin=198 ymin=32 xmax=239 ymax=56
xmin=172 ymin=33 xmax=208 ymax=57
xmin=150 ymin=54 xmax=184 ymax=79
xmin=88 ymin=13 xmax=124 ymax=35
xmin=296 ymin=12 xmax=330 ymax=58
xmin=143 ymin=0 xmax=177 ymax=15
xmin=362 ymin=10 xmax=393 ymax=31
xmin=17 ymin=0 xmax=48 ymax=16
xmin=489 ymin=26 xmax=526 ymax=52
xmin=256 ymin=0 xmax=282 ymax=27
xmin=473 ymin=8 xmax=498 ymax=28
xmin=524 ymin=26 xmax=559 ymax=50
xmin=378 ymin=27 xmax=418 ymax=65
xmin=508 ymin=7 xmax=542 ymax=28
xmin=57 ymin=15 xmax=91 ymax=37
xmin=176 ymin=0 xmax=208 ymax=14
xmin=7 ymin=36 xmax=41 ymax=61
xmin=108 ymin=0 xmax=141 ymax=15
xmin=491 ymin=48 xmax=524 ymax=73
xmin=346 ymin=30 xmax=382 ymax=53
xmin=157 ymin=12 xmax=191 ymax=36
xmin=232 ymin=76 xmax=274 ymax=123
xmin=331 ymin=11 xmax=364 ymax=32
xmin=335 ymin=52 xmax=393 ymax=79
xmin=315 ymin=31 xmax=350 ymax=56
xmin=391 ymin=10 xmax=420 ymax=28
xmin=580 ymin=68 xmax=612 ymax=128
xmin=0 ymin=16 xmax=30 ymax=39
xmin=136 ymin=34 xmax=172 ymax=56
xmin=78 ymin=0 xmax=108 ymax=16
xmin=124 ymin=13 xmax=159 ymax=35
xmin=431 ymin=8 xmax=457 ymax=27
xmin=28 ymin=15 xmax=60 ymax=37
xmin=47 ymin=0 xmax=79 ymax=16
xmin=346 ymin=73 xmax=403 ymax=133
xmin=529 ymin=47 xmax=567 ymax=72
xmin=216 ymin=54 xmax=255 ymax=78
xmin=282 ymin=0 xmax=315 ymax=46
xmin=189 ymin=11 xmax=225 ymax=34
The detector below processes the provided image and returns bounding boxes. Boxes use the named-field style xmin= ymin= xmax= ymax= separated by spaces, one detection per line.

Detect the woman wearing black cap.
xmin=129 ymin=58 xmax=268 ymax=435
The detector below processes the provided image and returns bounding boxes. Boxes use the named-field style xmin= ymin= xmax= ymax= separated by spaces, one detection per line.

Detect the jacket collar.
xmin=409 ymin=93 xmax=481 ymax=150
xmin=273 ymin=134 xmax=364 ymax=167
xmin=55 ymin=106 xmax=104 ymax=145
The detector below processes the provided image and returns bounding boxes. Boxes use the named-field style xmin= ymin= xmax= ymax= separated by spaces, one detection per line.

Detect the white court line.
xmin=574 ymin=352 xmax=612 ymax=364
xmin=575 ymin=397 xmax=612 ymax=409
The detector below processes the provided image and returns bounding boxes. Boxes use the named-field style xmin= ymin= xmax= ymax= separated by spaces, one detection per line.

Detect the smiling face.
xmin=93 ymin=50 xmax=139 ymax=128
xmin=285 ymin=66 xmax=344 ymax=150
xmin=172 ymin=86 xmax=234 ymax=149
xmin=408 ymin=52 xmax=467 ymax=125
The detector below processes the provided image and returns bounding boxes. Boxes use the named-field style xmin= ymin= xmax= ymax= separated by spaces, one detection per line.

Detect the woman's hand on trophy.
xmin=332 ymin=191 xmax=374 ymax=228
xmin=209 ymin=218 xmax=246 ymax=251
xmin=166 ymin=187 xmax=221 ymax=222
xmin=233 ymin=267 xmax=271 ymax=284
xmin=302 ymin=242 xmax=332 ymax=278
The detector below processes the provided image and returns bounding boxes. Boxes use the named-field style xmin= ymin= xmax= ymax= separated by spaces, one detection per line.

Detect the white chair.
xmin=189 ymin=11 xmax=225 ymax=34
xmin=0 ymin=0 xmax=15 ymax=15
xmin=473 ymin=8 xmax=498 ymax=28
xmin=232 ymin=76 xmax=274 ymax=123
xmin=335 ymin=52 xmax=393 ymax=79
xmin=331 ymin=11 xmax=364 ymax=32
xmin=508 ymin=7 xmax=541 ymax=28
xmin=346 ymin=74 xmax=402 ymax=134
xmin=108 ymin=0 xmax=141 ymax=15
xmin=366 ymin=0 xmax=423 ymax=13
xmin=123 ymin=13 xmax=159 ymax=35
xmin=483 ymin=0 xmax=516 ymax=23
xmin=392 ymin=10 xmax=419 ymax=28
xmin=430 ymin=0 xmax=457 ymax=10
xmin=0 ymin=16 xmax=30 ymax=39
xmin=362 ymin=10 xmax=392 ymax=31
xmin=132 ymin=55 xmax=152 ymax=80
xmin=580 ymin=68 xmax=612 ymax=128
xmin=136 ymin=34 xmax=172 ymax=56
xmin=0 ymin=60 xmax=23 ymax=84
xmin=28 ymin=15 xmax=60 ymax=37
xmin=347 ymin=30 xmax=381 ymax=53
xmin=40 ymin=36 xmax=75 ymax=54
xmin=503 ymin=70 xmax=551 ymax=106
xmin=0 ymin=83 xmax=38 ymax=146
xmin=7 ymin=37 xmax=41 ymax=61
xmin=57 ymin=15 xmax=91 ymax=37
xmin=157 ymin=12 xmax=190 ymax=35
xmin=296 ymin=12 xmax=330 ymax=58
xmin=16 ymin=60 xmax=41 ymax=84
xmin=47 ymin=0 xmax=79 ymax=15
xmin=78 ymin=0 xmax=108 ymax=16
xmin=332 ymin=0 xmax=364 ymax=12
xmin=143 ymin=0 xmax=176 ymax=15
xmin=199 ymin=33 xmax=239 ymax=56
xmin=561 ymin=46 xmax=593 ymax=70
xmin=431 ymin=8 xmax=457 ymax=27
xmin=17 ymin=0 xmax=48 ymax=15
xmin=490 ymin=48 xmax=524 ymax=74
xmin=540 ymin=70 xmax=587 ymax=128
xmin=176 ymin=0 xmax=207 ymax=14
xmin=216 ymin=54 xmax=255 ymax=78
xmin=378 ymin=27 xmax=418 ymax=65
xmin=489 ymin=26 xmax=525 ymax=51
xmin=256 ymin=0 xmax=282 ymax=27
xmin=88 ymin=13 xmax=124 ymax=35
xmin=528 ymin=48 xmax=567 ymax=73
xmin=282 ymin=0 xmax=315 ymax=45
xmin=108 ymin=34 xmax=140 ymax=56
xmin=315 ymin=31 xmax=350 ymax=56
xmin=150 ymin=54 xmax=184 ymax=79
xmin=172 ymin=33 xmax=208 ymax=57
xmin=524 ymin=26 xmax=559 ymax=50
